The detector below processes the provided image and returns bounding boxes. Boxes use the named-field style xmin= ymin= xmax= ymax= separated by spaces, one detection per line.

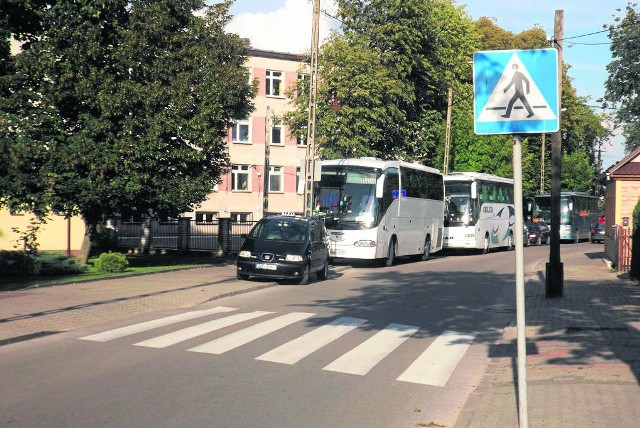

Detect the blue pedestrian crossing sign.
xmin=473 ymin=49 xmax=559 ymax=135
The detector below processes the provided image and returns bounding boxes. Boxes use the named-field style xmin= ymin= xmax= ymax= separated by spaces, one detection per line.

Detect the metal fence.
xmin=114 ymin=219 xmax=258 ymax=254
xmin=617 ymin=226 xmax=632 ymax=272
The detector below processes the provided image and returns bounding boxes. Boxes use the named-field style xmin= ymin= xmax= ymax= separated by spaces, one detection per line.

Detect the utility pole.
xmin=546 ymin=10 xmax=564 ymax=298
xmin=263 ymin=106 xmax=271 ymax=217
xmin=540 ymin=133 xmax=545 ymax=193
xmin=443 ymin=83 xmax=453 ymax=175
xmin=303 ymin=0 xmax=320 ymax=216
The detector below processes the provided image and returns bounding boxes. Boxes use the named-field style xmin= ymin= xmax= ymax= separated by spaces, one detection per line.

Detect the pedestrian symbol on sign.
xmin=501 ymin=64 xmax=534 ymax=119
xmin=476 ymin=53 xmax=556 ymax=124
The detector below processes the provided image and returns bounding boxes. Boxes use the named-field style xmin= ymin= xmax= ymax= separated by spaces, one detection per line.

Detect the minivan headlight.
xmin=238 ymin=250 xmax=251 ymax=258
xmin=286 ymin=254 xmax=303 ymax=262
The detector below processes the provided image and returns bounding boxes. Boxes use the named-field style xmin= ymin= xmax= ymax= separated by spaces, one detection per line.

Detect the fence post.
xmin=177 ymin=217 xmax=190 ymax=253
xmin=218 ymin=217 xmax=231 ymax=256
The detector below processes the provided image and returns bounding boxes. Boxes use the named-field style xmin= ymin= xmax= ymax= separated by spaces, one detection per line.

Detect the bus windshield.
xmin=445 ymin=182 xmax=473 ymax=226
xmin=534 ymin=196 xmax=573 ymax=224
xmin=317 ymin=167 xmax=380 ymax=230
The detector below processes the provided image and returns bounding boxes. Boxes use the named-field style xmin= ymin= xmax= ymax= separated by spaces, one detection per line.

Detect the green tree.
xmin=286 ymin=0 xmax=480 ymax=165
xmin=605 ymin=3 xmax=640 ymax=151
xmin=0 ymin=0 xmax=255 ymax=259
xmin=561 ymin=149 xmax=596 ymax=192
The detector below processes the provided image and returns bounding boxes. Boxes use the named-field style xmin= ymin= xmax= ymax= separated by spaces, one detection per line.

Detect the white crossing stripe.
xmin=256 ymin=317 xmax=367 ymax=365
xmin=187 ymin=312 xmax=315 ymax=355
xmin=79 ymin=306 xmax=238 ymax=342
xmin=323 ymin=323 xmax=419 ymax=375
xmin=396 ymin=330 xmax=475 ymax=386
xmin=133 ymin=311 xmax=273 ymax=348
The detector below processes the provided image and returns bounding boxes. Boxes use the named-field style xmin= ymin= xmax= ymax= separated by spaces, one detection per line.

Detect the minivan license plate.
xmin=256 ymin=263 xmax=276 ymax=270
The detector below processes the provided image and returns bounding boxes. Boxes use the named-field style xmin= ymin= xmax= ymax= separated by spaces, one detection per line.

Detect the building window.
xmin=296 ymin=166 xmax=304 ymax=194
xmin=232 ymin=165 xmax=250 ymax=191
xmin=269 ymin=166 xmax=283 ymax=192
xmin=231 ymin=118 xmax=250 ymax=143
xmin=266 ymin=70 xmax=283 ymax=97
xmin=296 ymin=130 xmax=307 ymax=147
xmin=196 ymin=211 xmax=218 ymax=223
xmin=231 ymin=212 xmax=252 ymax=222
xmin=271 ymin=124 xmax=283 ymax=145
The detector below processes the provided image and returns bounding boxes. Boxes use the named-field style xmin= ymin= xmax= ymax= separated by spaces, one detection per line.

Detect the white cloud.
xmin=226 ymin=0 xmax=337 ymax=54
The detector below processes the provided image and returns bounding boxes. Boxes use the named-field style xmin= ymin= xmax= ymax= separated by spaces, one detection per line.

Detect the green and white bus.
xmin=443 ymin=172 xmax=515 ymax=253
xmin=532 ymin=192 xmax=601 ymax=242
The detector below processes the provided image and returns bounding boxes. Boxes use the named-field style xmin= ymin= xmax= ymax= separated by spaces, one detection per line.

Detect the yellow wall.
xmin=0 ymin=209 xmax=86 ymax=253
xmin=616 ymin=180 xmax=640 ymax=226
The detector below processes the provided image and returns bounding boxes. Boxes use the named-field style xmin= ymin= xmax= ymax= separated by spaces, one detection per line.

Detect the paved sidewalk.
xmin=455 ymin=249 xmax=640 ymax=428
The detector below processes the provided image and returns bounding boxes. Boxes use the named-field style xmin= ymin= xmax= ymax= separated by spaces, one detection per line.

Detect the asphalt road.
xmin=0 ymin=244 xmax=554 ymax=428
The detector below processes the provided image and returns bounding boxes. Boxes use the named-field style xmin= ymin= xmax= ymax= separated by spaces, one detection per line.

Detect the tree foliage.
xmin=285 ymin=2 xmax=606 ymax=198
xmin=605 ymin=3 xmax=640 ymax=151
xmin=286 ymin=0 xmax=480 ymax=166
xmin=0 ymin=0 xmax=255 ymax=229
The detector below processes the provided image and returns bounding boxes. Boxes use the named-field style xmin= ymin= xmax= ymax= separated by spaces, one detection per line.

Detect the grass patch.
xmin=0 ymin=252 xmax=235 ymax=291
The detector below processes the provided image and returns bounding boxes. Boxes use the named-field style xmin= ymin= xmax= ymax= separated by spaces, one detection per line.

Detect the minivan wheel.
xmin=297 ymin=264 xmax=310 ymax=285
xmin=317 ymin=260 xmax=329 ymax=280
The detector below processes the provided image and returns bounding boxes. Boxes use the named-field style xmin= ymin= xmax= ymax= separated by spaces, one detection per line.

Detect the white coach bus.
xmin=315 ymin=158 xmax=444 ymax=266
xmin=443 ymin=172 xmax=515 ymax=252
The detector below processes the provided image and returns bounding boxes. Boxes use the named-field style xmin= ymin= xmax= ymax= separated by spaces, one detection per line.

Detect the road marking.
xmin=187 ymin=312 xmax=315 ymax=355
xmin=79 ymin=306 xmax=238 ymax=342
xmin=133 ymin=311 xmax=273 ymax=348
xmin=396 ymin=330 xmax=475 ymax=386
xmin=323 ymin=323 xmax=419 ymax=375
xmin=256 ymin=317 xmax=366 ymax=365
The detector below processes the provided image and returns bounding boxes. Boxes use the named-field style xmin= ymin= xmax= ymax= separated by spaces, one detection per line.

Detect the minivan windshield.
xmin=248 ymin=219 xmax=307 ymax=242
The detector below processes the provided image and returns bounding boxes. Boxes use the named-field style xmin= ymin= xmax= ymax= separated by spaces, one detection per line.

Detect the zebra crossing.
xmin=80 ymin=306 xmax=476 ymax=387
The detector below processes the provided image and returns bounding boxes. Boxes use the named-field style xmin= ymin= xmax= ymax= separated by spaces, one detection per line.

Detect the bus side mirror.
xmin=376 ymin=176 xmax=385 ymax=198
xmin=471 ymin=182 xmax=477 ymax=199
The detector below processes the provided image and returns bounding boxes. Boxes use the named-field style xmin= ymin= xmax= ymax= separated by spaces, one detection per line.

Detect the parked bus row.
xmin=313 ymin=158 xmax=602 ymax=266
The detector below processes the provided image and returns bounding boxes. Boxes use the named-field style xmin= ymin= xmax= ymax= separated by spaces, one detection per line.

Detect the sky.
xmin=222 ymin=0 xmax=630 ymax=168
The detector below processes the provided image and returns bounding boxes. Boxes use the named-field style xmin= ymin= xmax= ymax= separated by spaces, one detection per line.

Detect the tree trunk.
xmin=76 ymin=219 xmax=93 ymax=265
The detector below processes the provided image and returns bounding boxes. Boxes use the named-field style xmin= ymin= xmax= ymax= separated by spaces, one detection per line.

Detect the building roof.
xmin=247 ymin=48 xmax=305 ymax=62
xmin=605 ymin=145 xmax=640 ymax=178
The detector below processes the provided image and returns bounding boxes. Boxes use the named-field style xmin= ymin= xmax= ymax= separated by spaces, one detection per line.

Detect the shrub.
xmin=0 ymin=250 xmax=33 ymax=276
xmin=33 ymin=253 xmax=87 ymax=276
xmin=0 ymin=251 xmax=86 ymax=277
xmin=94 ymin=252 xmax=129 ymax=273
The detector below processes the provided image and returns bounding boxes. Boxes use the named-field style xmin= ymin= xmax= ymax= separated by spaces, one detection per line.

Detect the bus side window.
xmin=382 ymin=168 xmax=400 ymax=213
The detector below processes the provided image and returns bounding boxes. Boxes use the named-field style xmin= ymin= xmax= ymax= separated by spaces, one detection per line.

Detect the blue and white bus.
xmin=533 ymin=192 xmax=601 ymax=242
xmin=316 ymin=158 xmax=444 ymax=266
xmin=443 ymin=172 xmax=515 ymax=252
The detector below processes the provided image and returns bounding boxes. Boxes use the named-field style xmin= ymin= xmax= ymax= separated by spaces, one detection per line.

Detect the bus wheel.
xmin=386 ymin=239 xmax=396 ymax=266
xmin=482 ymin=234 xmax=490 ymax=254
xmin=421 ymin=236 xmax=431 ymax=261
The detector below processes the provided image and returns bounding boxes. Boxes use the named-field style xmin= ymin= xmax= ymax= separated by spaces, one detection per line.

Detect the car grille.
xmin=261 ymin=253 xmax=276 ymax=262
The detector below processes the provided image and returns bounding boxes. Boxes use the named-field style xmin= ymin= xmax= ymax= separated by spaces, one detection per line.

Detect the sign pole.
xmin=512 ymin=135 xmax=529 ymax=428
